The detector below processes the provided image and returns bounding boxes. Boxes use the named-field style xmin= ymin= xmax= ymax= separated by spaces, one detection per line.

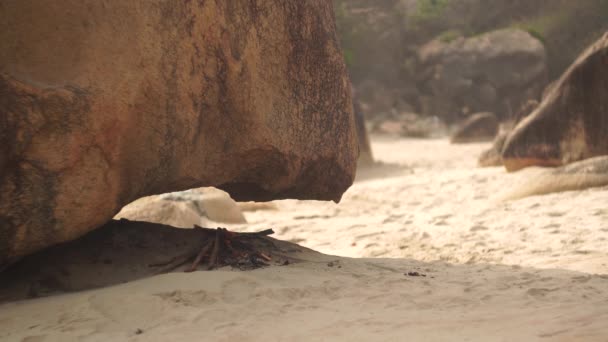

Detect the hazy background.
xmin=334 ymin=0 xmax=608 ymax=128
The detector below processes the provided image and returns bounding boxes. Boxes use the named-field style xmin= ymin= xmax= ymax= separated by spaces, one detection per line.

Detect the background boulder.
xmin=502 ymin=33 xmax=608 ymax=171
xmin=418 ymin=29 xmax=546 ymax=123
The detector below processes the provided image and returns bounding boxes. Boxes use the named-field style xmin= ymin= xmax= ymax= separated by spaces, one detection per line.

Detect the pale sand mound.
xmin=2 ymin=136 xmax=608 ymax=341
xmin=2 ymin=256 xmax=607 ymax=341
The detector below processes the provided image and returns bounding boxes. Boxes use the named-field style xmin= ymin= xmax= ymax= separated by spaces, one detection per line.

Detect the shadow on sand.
xmin=0 ymin=220 xmax=325 ymax=303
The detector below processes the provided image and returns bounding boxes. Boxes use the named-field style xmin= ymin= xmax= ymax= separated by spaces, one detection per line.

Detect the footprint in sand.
xmin=542 ymin=223 xmax=560 ymax=230
xmin=288 ymin=237 xmax=306 ymax=244
xmin=382 ymin=217 xmax=394 ymax=224
xmin=278 ymin=226 xmax=292 ymax=234
xmin=569 ymin=238 xmax=585 ymax=245
xmin=21 ymin=336 xmax=46 ymax=342
xmin=356 ymin=232 xmax=383 ymax=239
xmin=470 ymin=225 xmax=488 ymax=232
xmin=155 ymin=290 xmax=216 ymax=307
xmin=526 ymin=288 xmax=557 ymax=298
xmin=571 ymin=275 xmax=592 ymax=283
xmin=221 ymin=278 xmax=259 ymax=303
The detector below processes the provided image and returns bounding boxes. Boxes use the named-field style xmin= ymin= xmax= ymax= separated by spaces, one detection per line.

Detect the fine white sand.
xmin=2 ymin=136 xmax=608 ymax=341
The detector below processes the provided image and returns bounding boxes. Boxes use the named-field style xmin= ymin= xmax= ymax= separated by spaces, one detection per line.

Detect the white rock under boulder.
xmin=115 ymin=188 xmax=247 ymax=228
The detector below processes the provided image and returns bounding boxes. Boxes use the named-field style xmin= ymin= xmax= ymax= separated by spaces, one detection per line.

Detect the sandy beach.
xmin=2 ymin=136 xmax=608 ymax=341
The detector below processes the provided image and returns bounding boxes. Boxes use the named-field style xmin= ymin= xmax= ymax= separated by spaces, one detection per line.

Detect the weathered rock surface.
xmin=450 ymin=112 xmax=498 ymax=144
xmin=417 ymin=29 xmax=546 ymax=122
xmin=0 ymin=1 xmax=357 ymax=268
xmin=478 ymin=100 xmax=539 ymax=167
xmin=502 ymin=33 xmax=608 ymax=172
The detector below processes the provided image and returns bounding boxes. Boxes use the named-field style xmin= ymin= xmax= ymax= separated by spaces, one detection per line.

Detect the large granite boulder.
xmin=502 ymin=33 xmax=608 ymax=172
xmin=417 ymin=28 xmax=546 ymax=122
xmin=0 ymin=1 xmax=357 ymax=268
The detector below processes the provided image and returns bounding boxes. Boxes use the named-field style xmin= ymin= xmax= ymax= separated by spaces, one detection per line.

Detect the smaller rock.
xmin=114 ymin=197 xmax=207 ymax=229
xmin=450 ymin=112 xmax=498 ymax=144
xmin=115 ymin=187 xmax=247 ymax=227
xmin=191 ymin=188 xmax=247 ymax=224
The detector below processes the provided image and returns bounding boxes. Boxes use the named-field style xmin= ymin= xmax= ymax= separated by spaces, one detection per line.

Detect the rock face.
xmin=478 ymin=100 xmax=539 ymax=167
xmin=417 ymin=29 xmax=546 ymax=122
xmin=0 ymin=1 xmax=357 ymax=268
xmin=450 ymin=112 xmax=498 ymax=144
xmin=502 ymin=33 xmax=608 ymax=172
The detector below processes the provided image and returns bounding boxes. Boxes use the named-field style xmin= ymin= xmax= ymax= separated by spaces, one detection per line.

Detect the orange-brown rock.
xmin=502 ymin=33 xmax=608 ymax=172
xmin=0 ymin=1 xmax=357 ymax=268
xmin=478 ymin=100 xmax=539 ymax=167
